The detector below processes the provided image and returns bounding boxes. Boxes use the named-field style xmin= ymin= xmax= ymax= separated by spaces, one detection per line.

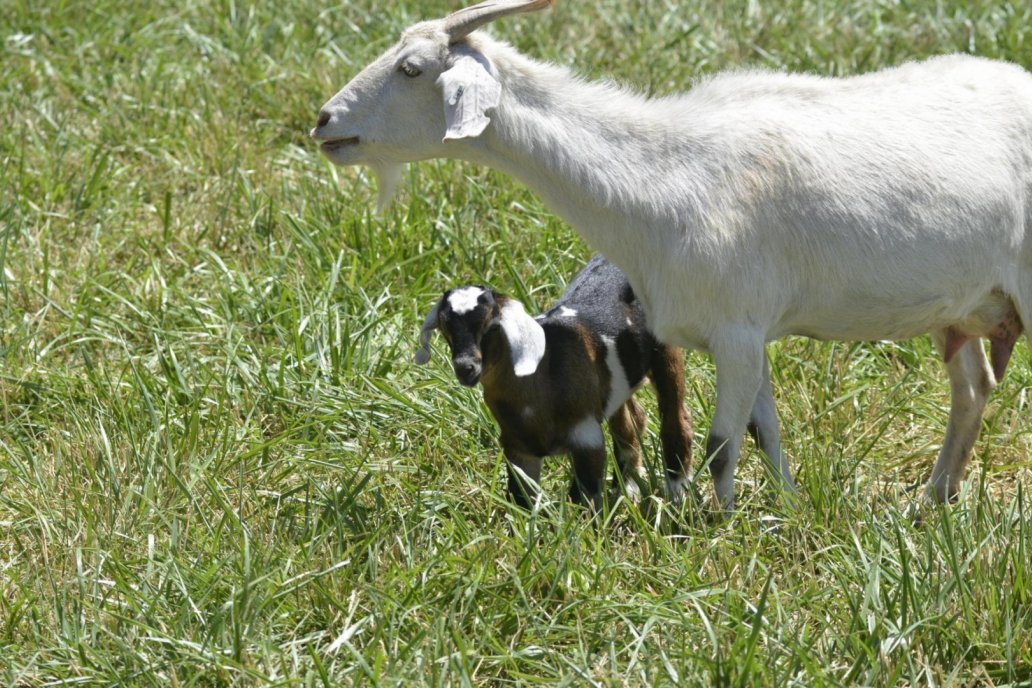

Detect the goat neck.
xmin=451 ymin=36 xmax=715 ymax=303
xmin=477 ymin=324 xmax=518 ymax=394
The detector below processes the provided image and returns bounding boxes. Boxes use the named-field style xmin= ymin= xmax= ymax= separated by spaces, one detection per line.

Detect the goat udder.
xmin=943 ymin=316 xmax=1023 ymax=382
xmin=988 ymin=314 xmax=1023 ymax=381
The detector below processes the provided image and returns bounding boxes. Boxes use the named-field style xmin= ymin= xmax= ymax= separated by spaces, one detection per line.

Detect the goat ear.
xmin=498 ymin=300 xmax=546 ymax=376
xmin=414 ymin=300 xmax=442 ymax=364
xmin=437 ymin=52 xmax=501 ymax=141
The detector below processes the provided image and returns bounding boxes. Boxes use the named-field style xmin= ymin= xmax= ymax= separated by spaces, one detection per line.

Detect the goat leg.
xmin=503 ymin=446 xmax=542 ymax=509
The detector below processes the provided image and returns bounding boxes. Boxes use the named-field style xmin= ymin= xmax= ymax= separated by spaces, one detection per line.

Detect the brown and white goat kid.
xmin=415 ymin=255 xmax=693 ymax=510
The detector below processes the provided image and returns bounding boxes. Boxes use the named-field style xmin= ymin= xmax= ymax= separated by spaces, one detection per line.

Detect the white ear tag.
xmin=498 ymin=301 xmax=546 ymax=377
xmin=437 ymin=53 xmax=501 ymax=141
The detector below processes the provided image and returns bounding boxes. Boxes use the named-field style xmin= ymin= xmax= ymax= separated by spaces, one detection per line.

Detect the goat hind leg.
xmin=747 ymin=350 xmax=798 ymax=505
xmin=923 ymin=333 xmax=995 ymax=503
xmin=608 ymin=399 xmax=647 ymax=503
xmin=649 ymin=344 xmax=694 ymax=505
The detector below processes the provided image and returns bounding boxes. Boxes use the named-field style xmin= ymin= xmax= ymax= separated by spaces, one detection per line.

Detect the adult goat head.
xmin=311 ymin=0 xmax=552 ymax=210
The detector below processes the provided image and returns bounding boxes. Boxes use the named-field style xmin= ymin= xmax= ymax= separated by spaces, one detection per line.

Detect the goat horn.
xmin=444 ymin=0 xmax=553 ymax=42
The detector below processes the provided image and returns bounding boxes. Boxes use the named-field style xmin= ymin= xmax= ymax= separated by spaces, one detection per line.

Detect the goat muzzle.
xmin=453 ymin=358 xmax=482 ymax=386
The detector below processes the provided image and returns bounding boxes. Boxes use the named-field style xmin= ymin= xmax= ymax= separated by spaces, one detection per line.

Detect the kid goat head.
xmin=414 ymin=285 xmax=546 ymax=386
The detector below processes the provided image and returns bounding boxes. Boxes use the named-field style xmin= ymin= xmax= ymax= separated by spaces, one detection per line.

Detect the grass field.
xmin=2 ymin=0 xmax=1032 ymax=684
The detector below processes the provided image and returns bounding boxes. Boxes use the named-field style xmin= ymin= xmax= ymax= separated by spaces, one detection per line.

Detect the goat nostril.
xmin=316 ymin=110 xmax=331 ymax=128
xmin=455 ymin=360 xmax=479 ymax=380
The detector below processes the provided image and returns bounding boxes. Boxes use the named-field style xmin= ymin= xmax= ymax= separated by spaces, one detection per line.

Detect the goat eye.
xmin=399 ymin=62 xmax=422 ymax=78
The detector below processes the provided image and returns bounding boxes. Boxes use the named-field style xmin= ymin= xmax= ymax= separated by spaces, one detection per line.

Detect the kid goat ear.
xmin=414 ymin=299 xmax=442 ymax=365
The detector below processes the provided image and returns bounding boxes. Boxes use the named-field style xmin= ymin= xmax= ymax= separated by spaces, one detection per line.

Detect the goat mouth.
xmin=321 ymin=137 xmax=360 ymax=152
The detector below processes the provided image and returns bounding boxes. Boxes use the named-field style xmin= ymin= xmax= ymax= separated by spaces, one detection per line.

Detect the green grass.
xmin=2 ymin=0 xmax=1032 ymax=684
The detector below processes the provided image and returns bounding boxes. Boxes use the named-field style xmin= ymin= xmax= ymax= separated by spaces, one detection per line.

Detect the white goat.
xmin=310 ymin=0 xmax=1032 ymax=511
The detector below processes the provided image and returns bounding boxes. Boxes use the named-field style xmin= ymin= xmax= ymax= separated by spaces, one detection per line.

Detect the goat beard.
xmin=370 ymin=162 xmax=404 ymax=215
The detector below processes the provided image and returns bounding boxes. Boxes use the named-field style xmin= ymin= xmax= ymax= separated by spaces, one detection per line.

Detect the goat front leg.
xmin=503 ymin=445 xmax=543 ymax=509
xmin=923 ymin=333 xmax=995 ymax=503
xmin=568 ymin=417 xmax=608 ymax=511
xmin=708 ymin=332 xmax=766 ymax=513
xmin=747 ymin=350 xmax=797 ymax=503
xmin=608 ymin=399 xmax=647 ymax=503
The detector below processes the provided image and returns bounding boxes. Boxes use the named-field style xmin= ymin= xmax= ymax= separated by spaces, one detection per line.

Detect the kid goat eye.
xmin=399 ymin=63 xmax=421 ymax=77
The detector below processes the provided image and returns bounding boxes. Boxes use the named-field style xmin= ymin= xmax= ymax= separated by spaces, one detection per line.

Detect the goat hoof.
xmin=609 ymin=485 xmax=642 ymax=507
xmin=903 ymin=499 xmax=929 ymax=527
xmin=664 ymin=475 xmax=690 ymax=507
xmin=759 ymin=514 xmax=783 ymax=535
